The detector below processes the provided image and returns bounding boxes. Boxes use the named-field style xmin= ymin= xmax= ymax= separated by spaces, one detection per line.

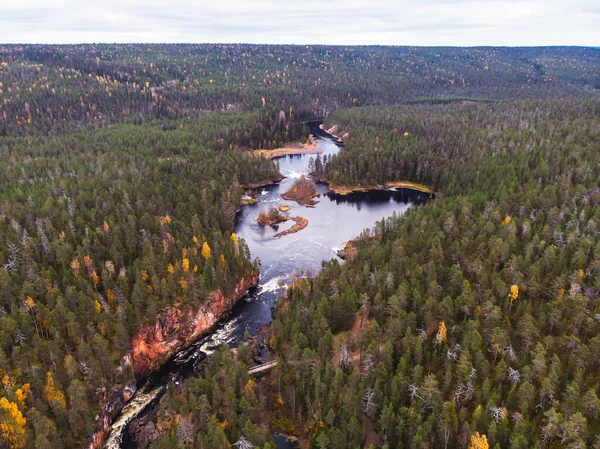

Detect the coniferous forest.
xmin=0 ymin=44 xmax=599 ymax=449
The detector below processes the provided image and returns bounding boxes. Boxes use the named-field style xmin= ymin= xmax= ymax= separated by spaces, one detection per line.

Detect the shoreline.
xmin=324 ymin=180 xmax=434 ymax=195
xmin=250 ymin=140 xmax=324 ymax=160
xmin=240 ymin=174 xmax=285 ymax=190
xmin=319 ymin=123 xmax=345 ymax=144
xmin=91 ymin=274 xmax=259 ymax=449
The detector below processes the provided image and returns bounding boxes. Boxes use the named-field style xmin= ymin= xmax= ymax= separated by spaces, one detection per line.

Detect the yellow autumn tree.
xmin=91 ymin=271 xmax=100 ymax=287
xmin=182 ymin=258 xmax=190 ymax=272
xmin=159 ymin=215 xmax=172 ymax=225
xmin=44 ymin=372 xmax=66 ymax=408
xmin=0 ymin=397 xmax=27 ymax=449
xmin=178 ymin=278 xmax=188 ymax=294
xmin=468 ymin=432 xmax=489 ymax=449
xmin=508 ymin=284 xmax=519 ymax=313
xmin=502 ymin=215 xmax=511 ymax=225
xmin=24 ymin=297 xmax=40 ymax=338
xmin=230 ymin=232 xmax=238 ymax=247
xmin=242 ymin=379 xmax=258 ymax=405
xmin=106 ymin=289 xmax=116 ymax=307
xmin=1 ymin=374 xmax=13 ymax=391
xmin=24 ymin=296 xmax=35 ymax=310
xmin=201 ymin=242 xmax=211 ymax=259
xmin=15 ymin=384 xmax=30 ymax=406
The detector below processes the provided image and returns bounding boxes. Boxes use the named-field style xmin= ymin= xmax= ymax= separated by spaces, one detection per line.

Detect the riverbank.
xmin=337 ymin=235 xmax=383 ymax=260
xmin=251 ymin=140 xmax=323 ymax=159
xmin=91 ymin=273 xmax=259 ymax=449
xmin=337 ymin=239 xmax=358 ymax=260
xmin=240 ymin=174 xmax=284 ymax=190
xmin=326 ymin=180 xmax=433 ymax=195
xmin=319 ymin=123 xmax=346 ymax=144
xmin=129 ymin=272 xmax=259 ymax=379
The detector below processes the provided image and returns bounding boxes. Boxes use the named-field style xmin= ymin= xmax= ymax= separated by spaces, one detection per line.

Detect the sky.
xmin=1 ymin=0 xmax=599 ymax=46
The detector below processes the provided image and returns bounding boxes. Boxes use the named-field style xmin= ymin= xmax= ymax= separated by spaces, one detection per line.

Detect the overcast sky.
xmin=1 ymin=0 xmax=598 ymax=46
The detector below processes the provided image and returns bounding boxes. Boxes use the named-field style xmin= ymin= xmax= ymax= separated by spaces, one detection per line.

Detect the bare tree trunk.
xmin=444 ymin=426 xmax=450 ymax=449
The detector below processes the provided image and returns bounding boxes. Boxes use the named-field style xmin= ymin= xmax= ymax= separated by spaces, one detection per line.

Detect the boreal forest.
xmin=0 ymin=44 xmax=599 ymax=449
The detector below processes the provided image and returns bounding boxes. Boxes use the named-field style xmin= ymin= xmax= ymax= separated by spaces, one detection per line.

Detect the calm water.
xmin=110 ymin=134 xmax=431 ymax=449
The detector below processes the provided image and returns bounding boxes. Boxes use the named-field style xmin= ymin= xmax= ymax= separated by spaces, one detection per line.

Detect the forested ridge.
xmin=1 ymin=44 xmax=598 ymax=137
xmin=0 ymin=44 xmax=599 ymax=449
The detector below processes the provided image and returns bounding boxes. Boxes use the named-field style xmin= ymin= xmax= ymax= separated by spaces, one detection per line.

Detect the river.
xmin=106 ymin=129 xmax=432 ymax=449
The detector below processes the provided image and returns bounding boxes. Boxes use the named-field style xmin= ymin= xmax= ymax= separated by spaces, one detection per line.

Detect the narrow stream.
xmin=106 ymin=128 xmax=432 ymax=449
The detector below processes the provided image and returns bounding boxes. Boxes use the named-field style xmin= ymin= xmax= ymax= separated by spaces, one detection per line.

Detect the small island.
xmin=256 ymin=207 xmax=308 ymax=238
xmin=257 ymin=208 xmax=289 ymax=226
xmin=281 ymin=175 xmax=319 ymax=206
xmin=274 ymin=216 xmax=308 ymax=238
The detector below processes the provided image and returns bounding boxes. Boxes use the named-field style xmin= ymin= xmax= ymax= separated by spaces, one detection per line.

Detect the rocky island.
xmin=281 ymin=175 xmax=320 ymax=206
xmin=256 ymin=207 xmax=290 ymax=226
xmin=256 ymin=207 xmax=308 ymax=237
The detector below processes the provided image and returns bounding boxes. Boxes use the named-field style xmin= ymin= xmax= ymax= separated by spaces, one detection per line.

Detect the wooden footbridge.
xmin=247 ymin=360 xmax=278 ymax=376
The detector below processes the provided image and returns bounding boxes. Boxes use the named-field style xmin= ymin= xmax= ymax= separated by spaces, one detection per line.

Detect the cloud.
xmin=0 ymin=0 xmax=598 ymax=45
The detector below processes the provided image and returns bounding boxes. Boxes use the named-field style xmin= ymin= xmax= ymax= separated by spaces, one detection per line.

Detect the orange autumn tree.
xmin=435 ymin=321 xmax=447 ymax=345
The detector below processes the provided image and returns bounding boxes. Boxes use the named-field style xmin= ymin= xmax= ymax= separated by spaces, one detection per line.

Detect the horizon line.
xmin=1 ymin=42 xmax=599 ymax=49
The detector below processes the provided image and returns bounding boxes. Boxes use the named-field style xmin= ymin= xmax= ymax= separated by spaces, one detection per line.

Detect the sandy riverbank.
xmin=328 ymin=180 xmax=433 ymax=195
xmin=251 ymin=140 xmax=323 ymax=159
